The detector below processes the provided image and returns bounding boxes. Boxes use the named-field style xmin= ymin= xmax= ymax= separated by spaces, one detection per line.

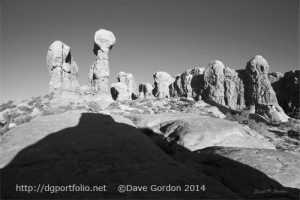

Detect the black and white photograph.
xmin=0 ymin=0 xmax=299 ymax=199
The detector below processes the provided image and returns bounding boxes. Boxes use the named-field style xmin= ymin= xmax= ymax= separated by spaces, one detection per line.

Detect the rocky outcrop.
xmin=110 ymin=72 xmax=138 ymax=101
xmin=46 ymin=41 xmax=79 ymax=92
xmin=111 ymin=82 xmax=130 ymax=101
xmin=269 ymin=70 xmax=300 ymax=119
xmin=153 ymin=72 xmax=173 ymax=98
xmin=170 ymin=74 xmax=182 ymax=98
xmin=180 ymin=68 xmax=205 ymax=100
xmin=127 ymin=113 xmax=275 ymax=151
xmin=0 ymin=112 xmax=241 ymax=199
xmin=202 ymin=61 xmax=244 ymax=110
xmin=188 ymin=146 xmax=300 ymax=199
xmin=89 ymin=29 xmax=116 ymax=93
xmin=117 ymin=72 xmax=138 ymax=99
xmin=245 ymin=55 xmax=289 ymax=122
xmin=139 ymin=83 xmax=154 ymax=99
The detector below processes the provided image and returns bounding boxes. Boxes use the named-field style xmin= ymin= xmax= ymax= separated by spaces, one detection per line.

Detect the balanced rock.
xmin=153 ymin=72 xmax=173 ymax=98
xmin=139 ymin=83 xmax=154 ymax=99
xmin=245 ymin=55 xmax=288 ymax=122
xmin=89 ymin=29 xmax=116 ymax=93
xmin=117 ymin=72 xmax=138 ymax=99
xmin=46 ymin=41 xmax=79 ymax=92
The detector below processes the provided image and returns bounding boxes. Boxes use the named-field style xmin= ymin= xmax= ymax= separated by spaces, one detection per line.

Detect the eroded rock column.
xmin=89 ymin=29 xmax=116 ymax=93
xmin=46 ymin=41 xmax=79 ymax=92
xmin=245 ymin=55 xmax=289 ymax=122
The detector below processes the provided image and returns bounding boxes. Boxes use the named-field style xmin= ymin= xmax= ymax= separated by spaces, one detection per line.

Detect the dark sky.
xmin=1 ymin=0 xmax=299 ymax=103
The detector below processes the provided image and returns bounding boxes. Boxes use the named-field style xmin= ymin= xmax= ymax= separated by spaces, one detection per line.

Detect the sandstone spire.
xmin=89 ymin=29 xmax=116 ymax=93
xmin=46 ymin=41 xmax=79 ymax=92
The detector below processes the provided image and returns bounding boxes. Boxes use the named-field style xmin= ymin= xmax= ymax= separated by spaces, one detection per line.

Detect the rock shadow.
xmin=1 ymin=113 xmax=299 ymax=199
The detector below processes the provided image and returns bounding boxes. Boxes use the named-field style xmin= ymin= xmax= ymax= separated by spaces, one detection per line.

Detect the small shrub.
xmin=18 ymin=106 xmax=33 ymax=113
xmin=43 ymin=94 xmax=50 ymax=99
xmin=130 ymin=109 xmax=141 ymax=114
xmin=58 ymin=104 xmax=73 ymax=111
xmin=88 ymin=101 xmax=101 ymax=112
xmin=0 ymin=124 xmax=9 ymax=135
xmin=0 ymin=100 xmax=15 ymax=112
xmin=14 ymin=115 xmax=33 ymax=125
xmin=41 ymin=107 xmax=65 ymax=116
xmin=75 ymin=105 xmax=87 ymax=110
xmin=3 ymin=110 xmax=21 ymax=122
xmin=109 ymin=102 xmax=119 ymax=109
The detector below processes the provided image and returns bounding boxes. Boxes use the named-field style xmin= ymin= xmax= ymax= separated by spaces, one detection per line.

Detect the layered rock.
xmin=245 ymin=55 xmax=288 ymax=122
xmin=153 ymin=72 xmax=173 ymax=98
xmin=203 ymin=61 xmax=244 ymax=110
xmin=139 ymin=83 xmax=154 ymax=99
xmin=46 ymin=41 xmax=79 ymax=92
xmin=117 ymin=72 xmax=138 ymax=99
xmin=269 ymin=70 xmax=300 ymax=118
xmin=89 ymin=29 xmax=116 ymax=93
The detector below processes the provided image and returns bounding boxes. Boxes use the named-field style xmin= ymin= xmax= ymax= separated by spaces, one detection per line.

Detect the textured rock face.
xmin=171 ymin=75 xmax=182 ymax=98
xmin=46 ymin=41 xmax=79 ymax=92
xmin=153 ymin=72 xmax=173 ymax=98
xmin=139 ymin=83 xmax=153 ymax=99
xmin=245 ymin=55 xmax=289 ymax=122
xmin=188 ymin=147 xmax=300 ymax=198
xmin=111 ymin=82 xmax=130 ymax=101
xmin=117 ymin=72 xmax=138 ymax=99
xmin=1 ymin=112 xmax=241 ymax=199
xmin=269 ymin=70 xmax=300 ymax=118
xmin=203 ymin=61 xmax=244 ymax=110
xmin=128 ymin=113 xmax=275 ymax=151
xmin=204 ymin=61 xmax=226 ymax=105
xmin=89 ymin=29 xmax=116 ymax=93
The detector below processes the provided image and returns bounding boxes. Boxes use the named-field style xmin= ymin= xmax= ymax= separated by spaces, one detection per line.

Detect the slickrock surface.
xmin=125 ymin=113 xmax=275 ymax=151
xmin=0 ymin=112 xmax=241 ymax=199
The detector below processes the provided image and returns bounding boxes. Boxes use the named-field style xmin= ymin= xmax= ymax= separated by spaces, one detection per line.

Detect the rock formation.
xmin=153 ymin=72 xmax=173 ymax=98
xmin=46 ymin=41 xmax=79 ymax=92
xmin=203 ymin=61 xmax=226 ymax=105
xmin=170 ymin=74 xmax=182 ymax=98
xmin=202 ymin=61 xmax=244 ymax=110
xmin=245 ymin=55 xmax=288 ymax=122
xmin=269 ymin=70 xmax=300 ymax=118
xmin=111 ymin=82 xmax=130 ymax=101
xmin=117 ymin=72 xmax=138 ymax=99
xmin=89 ymin=29 xmax=116 ymax=93
xmin=110 ymin=72 xmax=138 ymax=101
xmin=139 ymin=83 xmax=154 ymax=99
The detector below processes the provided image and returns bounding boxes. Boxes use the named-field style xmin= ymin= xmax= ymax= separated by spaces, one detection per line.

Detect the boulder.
xmin=89 ymin=29 xmax=116 ymax=93
xmin=153 ymin=72 xmax=173 ymax=98
xmin=46 ymin=41 xmax=79 ymax=92
xmin=245 ymin=55 xmax=289 ymax=122
xmin=139 ymin=83 xmax=154 ymax=99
